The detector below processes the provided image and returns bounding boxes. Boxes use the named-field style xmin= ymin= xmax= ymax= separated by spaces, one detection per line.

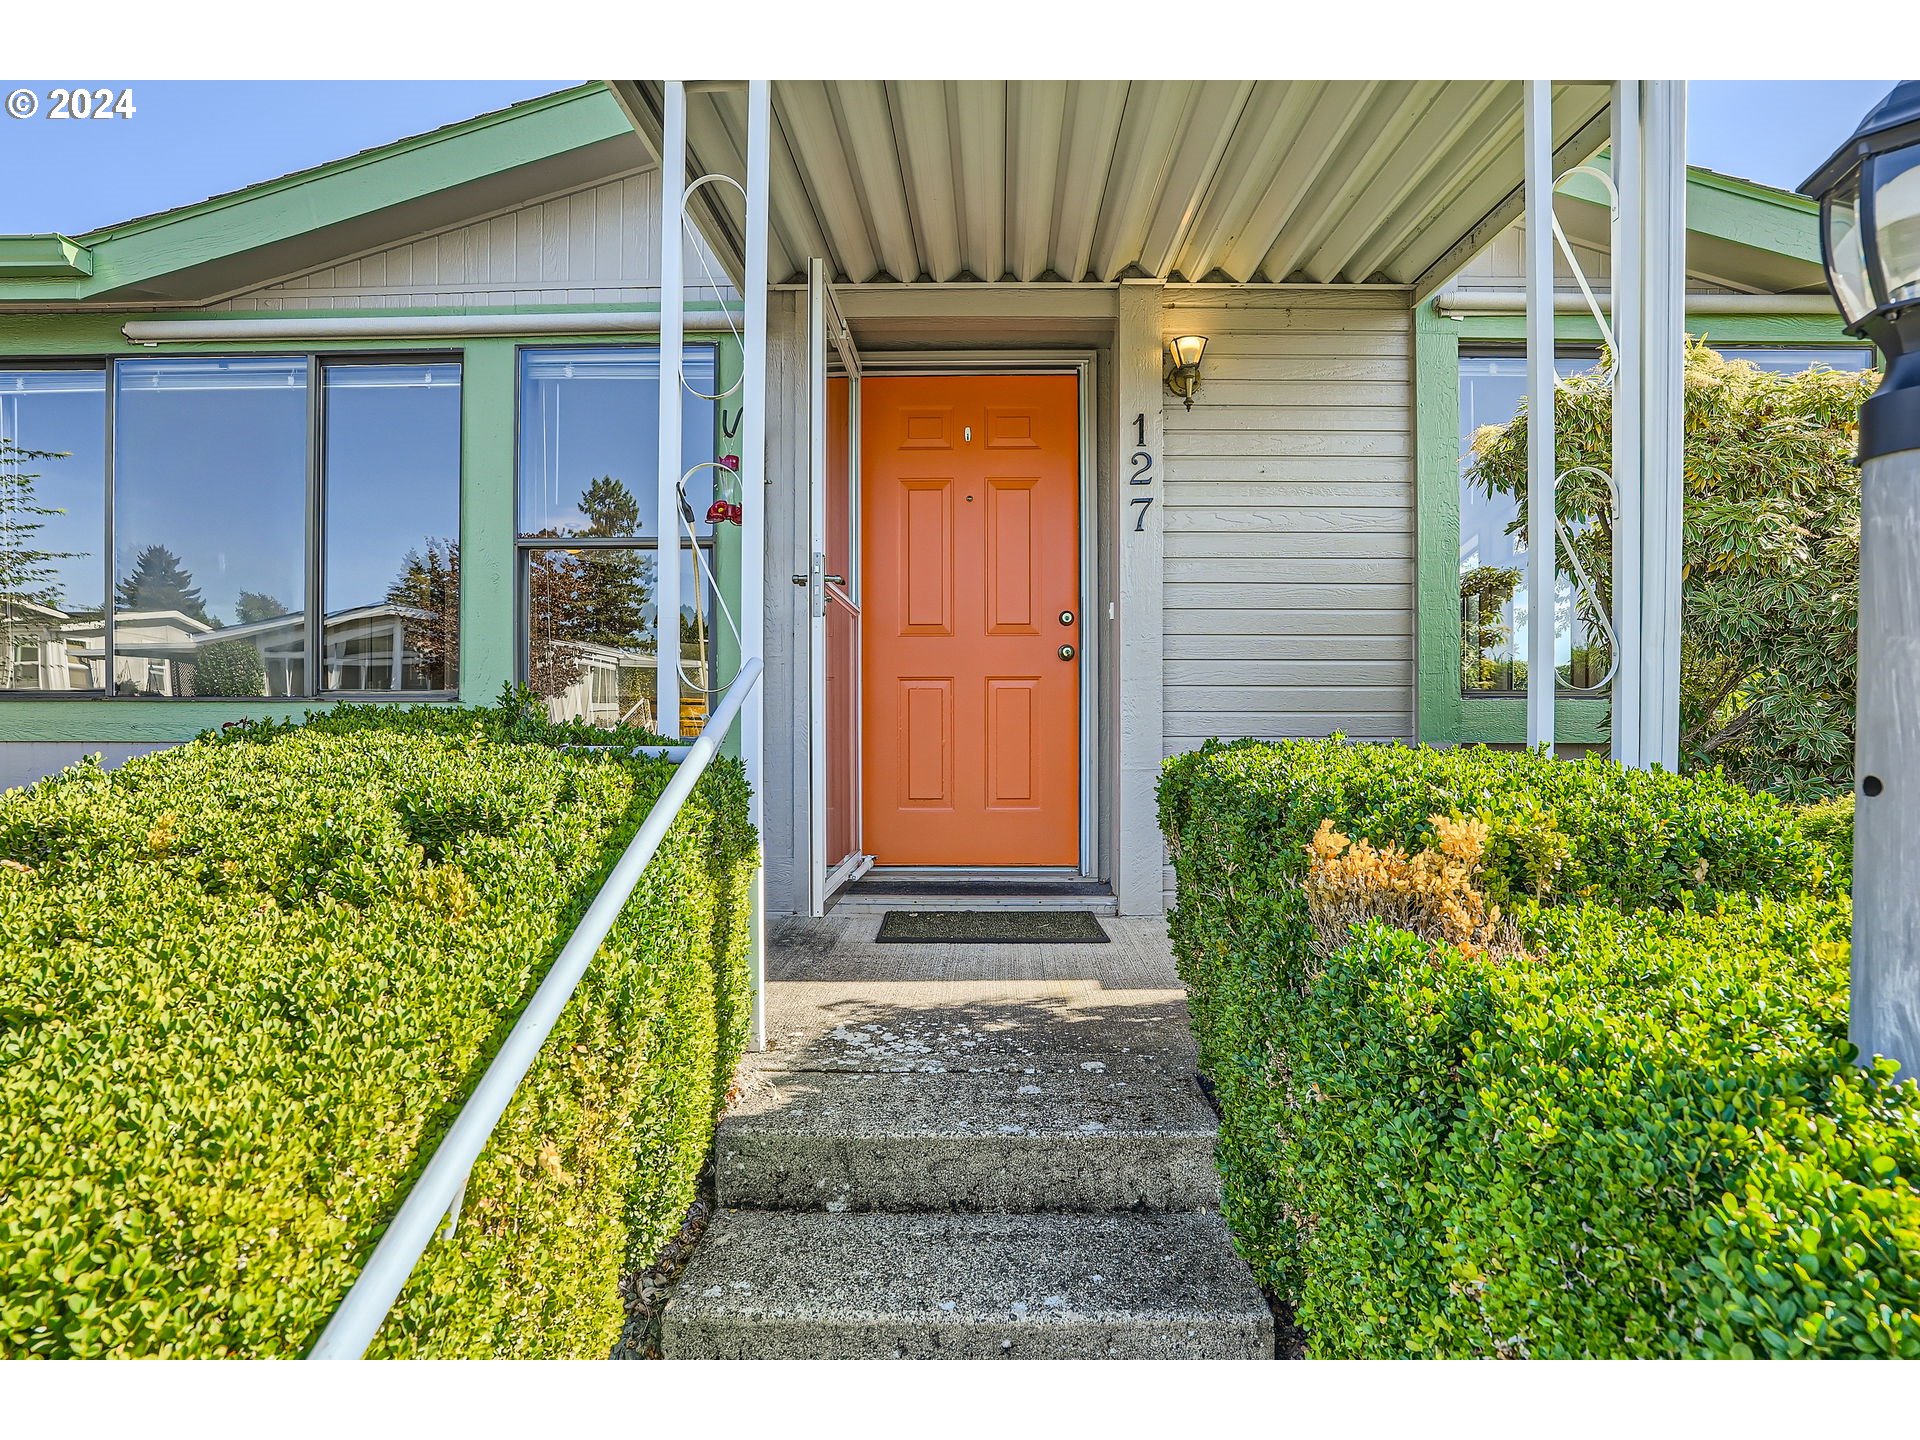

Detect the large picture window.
xmin=0 ymin=367 xmax=107 ymax=692
xmin=517 ymin=345 xmax=718 ymax=734
xmin=1457 ymin=343 xmax=1875 ymax=700
xmin=1457 ymin=350 xmax=1597 ymax=698
xmin=323 ymin=363 xmax=462 ymax=694
xmin=114 ymin=358 xmax=310 ymax=696
xmin=0 ymin=353 xmax=461 ymax=699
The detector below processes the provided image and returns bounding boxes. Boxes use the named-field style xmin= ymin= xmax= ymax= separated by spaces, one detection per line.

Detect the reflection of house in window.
xmin=48 ymin=602 xmax=448 ymax=697
xmin=2 ymin=598 xmax=94 ymax=691
xmin=59 ymin=609 xmax=211 ymax=695
xmin=542 ymin=635 xmax=711 ymax=731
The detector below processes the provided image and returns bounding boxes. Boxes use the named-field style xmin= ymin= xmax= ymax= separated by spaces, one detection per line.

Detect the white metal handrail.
xmin=307 ymin=656 xmax=764 ymax=1360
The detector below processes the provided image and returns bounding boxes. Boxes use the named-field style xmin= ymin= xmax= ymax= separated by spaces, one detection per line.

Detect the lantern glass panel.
xmin=1826 ymin=169 xmax=1876 ymax=325
xmin=1170 ymin=336 xmax=1207 ymax=369
xmin=1871 ymin=144 xmax=1920 ymax=307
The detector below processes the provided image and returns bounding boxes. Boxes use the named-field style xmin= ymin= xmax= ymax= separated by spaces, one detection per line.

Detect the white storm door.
xmin=807 ymin=259 xmax=868 ymax=915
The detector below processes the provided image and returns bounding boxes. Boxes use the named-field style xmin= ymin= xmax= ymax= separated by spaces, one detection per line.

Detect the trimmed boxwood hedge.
xmin=1160 ymin=738 xmax=1918 ymax=1358
xmin=0 ymin=701 xmax=754 ymax=1359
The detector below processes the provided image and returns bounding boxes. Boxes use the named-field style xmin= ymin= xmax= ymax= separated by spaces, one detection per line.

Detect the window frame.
xmin=1416 ymin=301 xmax=1875 ymax=748
xmin=0 ymin=349 xmax=464 ymax=702
xmin=1456 ymin=342 xmax=1606 ymax=703
xmin=510 ymin=341 xmax=722 ymax=733
xmin=315 ymin=354 xmax=465 ymax=701
xmin=0 ymin=358 xmax=111 ymax=697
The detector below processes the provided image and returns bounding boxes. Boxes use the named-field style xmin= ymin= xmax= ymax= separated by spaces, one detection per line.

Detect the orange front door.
xmin=861 ymin=374 xmax=1080 ymax=867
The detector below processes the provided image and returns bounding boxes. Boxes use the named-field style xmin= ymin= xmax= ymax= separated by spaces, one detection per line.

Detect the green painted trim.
xmin=458 ymin=339 xmax=516 ymax=706
xmin=1415 ymin=299 xmax=1864 ymax=748
xmin=1558 ymin=158 xmax=1823 ymax=267
xmin=1453 ymin=311 xmax=1854 ymax=346
xmin=0 ymin=84 xmax=629 ymax=304
xmin=0 ymin=322 xmax=738 ymax=744
xmin=1413 ymin=300 xmax=1460 ymax=746
xmin=0 ymin=236 xmax=93 ymax=279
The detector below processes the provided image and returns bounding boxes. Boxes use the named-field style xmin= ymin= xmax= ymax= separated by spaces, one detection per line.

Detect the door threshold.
xmin=828 ymin=870 xmax=1117 ymax=917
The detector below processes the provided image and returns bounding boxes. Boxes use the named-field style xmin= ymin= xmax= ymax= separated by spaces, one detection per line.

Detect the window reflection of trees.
xmin=521 ymin=475 xmax=713 ymax=733
xmin=2 ymin=373 xmax=102 ymax=693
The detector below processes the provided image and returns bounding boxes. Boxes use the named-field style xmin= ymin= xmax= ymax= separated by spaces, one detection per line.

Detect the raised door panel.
xmin=861 ymin=373 xmax=1079 ymax=866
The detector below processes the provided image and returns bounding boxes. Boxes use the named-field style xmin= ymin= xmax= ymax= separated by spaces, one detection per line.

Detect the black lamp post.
xmin=1803 ymin=80 xmax=1920 ymax=1082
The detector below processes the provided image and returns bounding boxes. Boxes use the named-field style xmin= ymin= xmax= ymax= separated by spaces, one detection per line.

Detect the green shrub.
xmin=1310 ymin=899 xmax=1916 ymax=1358
xmin=1158 ymin=737 xmax=1917 ymax=1358
xmin=1799 ymin=792 xmax=1856 ymax=880
xmin=0 ymin=700 xmax=754 ymax=1358
xmin=191 ymin=638 xmax=265 ymax=697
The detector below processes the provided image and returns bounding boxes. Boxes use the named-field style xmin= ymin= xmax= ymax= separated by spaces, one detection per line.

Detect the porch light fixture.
xmin=1165 ymin=334 xmax=1208 ymax=409
xmin=1802 ymin=79 xmax=1920 ymax=1083
xmin=1804 ymin=80 xmax=1920 ymax=458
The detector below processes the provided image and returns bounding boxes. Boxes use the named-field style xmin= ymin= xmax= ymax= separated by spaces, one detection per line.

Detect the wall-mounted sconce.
xmin=1165 ymin=334 xmax=1208 ymax=409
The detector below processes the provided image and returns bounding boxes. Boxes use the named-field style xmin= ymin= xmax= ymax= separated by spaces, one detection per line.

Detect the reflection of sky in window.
xmin=517 ymin=346 xmax=720 ymax=538
xmin=0 ymin=371 xmax=107 ymax=615
xmin=324 ymin=364 xmax=461 ymax=613
xmin=1714 ymin=346 xmax=1874 ymax=373
xmin=114 ymin=358 xmax=308 ymax=627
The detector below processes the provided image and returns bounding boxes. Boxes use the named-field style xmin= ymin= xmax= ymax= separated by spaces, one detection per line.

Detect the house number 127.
xmin=1129 ymin=412 xmax=1154 ymax=532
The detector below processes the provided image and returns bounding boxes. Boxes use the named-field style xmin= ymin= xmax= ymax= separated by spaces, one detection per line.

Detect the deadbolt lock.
xmin=1058 ymin=644 xmax=1076 ymax=661
xmin=1059 ymin=609 xmax=1075 ymax=626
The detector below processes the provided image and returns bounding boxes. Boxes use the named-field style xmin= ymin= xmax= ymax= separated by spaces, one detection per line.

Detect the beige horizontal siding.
xmin=206 ymin=170 xmax=733 ymax=313
xmin=1160 ymin=292 xmax=1416 ymax=767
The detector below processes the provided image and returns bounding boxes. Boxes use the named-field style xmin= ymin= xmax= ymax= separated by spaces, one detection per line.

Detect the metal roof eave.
xmin=613 ymin=80 xmax=1616 ymax=294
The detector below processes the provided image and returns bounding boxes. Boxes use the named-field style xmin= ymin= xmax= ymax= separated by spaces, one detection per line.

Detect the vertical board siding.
xmin=1160 ymin=293 xmax=1416 ymax=758
xmin=205 ymin=170 xmax=734 ymax=312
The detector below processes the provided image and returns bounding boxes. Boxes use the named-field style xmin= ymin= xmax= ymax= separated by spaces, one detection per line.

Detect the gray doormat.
xmin=876 ymin=910 xmax=1110 ymax=944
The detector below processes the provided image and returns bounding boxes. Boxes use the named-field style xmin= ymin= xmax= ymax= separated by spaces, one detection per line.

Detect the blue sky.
xmin=1690 ymin=80 xmax=1895 ymax=188
xmin=0 ymin=79 xmax=1902 ymax=235
xmin=0 ymin=81 xmax=579 ymax=234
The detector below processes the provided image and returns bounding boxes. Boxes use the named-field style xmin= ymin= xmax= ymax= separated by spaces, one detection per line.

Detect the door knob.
xmin=1059 ymin=609 xmax=1075 ymax=626
xmin=1058 ymin=644 xmax=1075 ymax=661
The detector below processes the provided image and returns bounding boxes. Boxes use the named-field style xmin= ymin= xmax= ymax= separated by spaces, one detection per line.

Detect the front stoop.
xmin=663 ymin=1212 xmax=1271 ymax=1359
xmin=661 ymin=978 xmax=1272 ymax=1360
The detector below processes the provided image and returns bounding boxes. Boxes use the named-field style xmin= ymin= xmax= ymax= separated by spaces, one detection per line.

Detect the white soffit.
xmin=616 ymin=80 xmax=1613 ymax=289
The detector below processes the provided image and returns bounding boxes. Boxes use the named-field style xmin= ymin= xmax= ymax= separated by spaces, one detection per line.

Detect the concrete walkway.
xmin=662 ymin=916 xmax=1273 ymax=1359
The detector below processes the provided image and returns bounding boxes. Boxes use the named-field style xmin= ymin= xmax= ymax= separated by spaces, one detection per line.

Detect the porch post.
xmin=1634 ymin=80 xmax=1687 ymax=772
xmin=1115 ymin=280 xmax=1165 ymax=916
xmin=1609 ymin=81 xmax=1644 ymax=765
xmin=1523 ymin=80 xmax=1557 ymax=753
xmin=740 ymin=79 xmax=772 ymax=1051
xmin=654 ymin=79 xmax=686 ymax=737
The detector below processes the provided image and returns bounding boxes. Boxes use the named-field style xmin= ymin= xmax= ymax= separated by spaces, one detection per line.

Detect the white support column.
xmin=654 ymin=80 xmax=686 ymax=738
xmin=1610 ymin=81 xmax=1644 ymax=766
xmin=1115 ymin=280 xmax=1166 ymax=916
xmin=1523 ymin=80 xmax=1557 ymax=753
xmin=1636 ymin=80 xmax=1687 ymax=771
xmin=740 ymin=79 xmax=772 ymax=1051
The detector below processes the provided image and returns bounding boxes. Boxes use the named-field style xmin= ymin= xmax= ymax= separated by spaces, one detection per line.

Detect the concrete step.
xmin=748 ymin=1000 xmax=1199 ymax=1079
xmin=717 ymin=1066 xmax=1220 ymax=1212
xmin=662 ymin=1210 xmax=1274 ymax=1359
